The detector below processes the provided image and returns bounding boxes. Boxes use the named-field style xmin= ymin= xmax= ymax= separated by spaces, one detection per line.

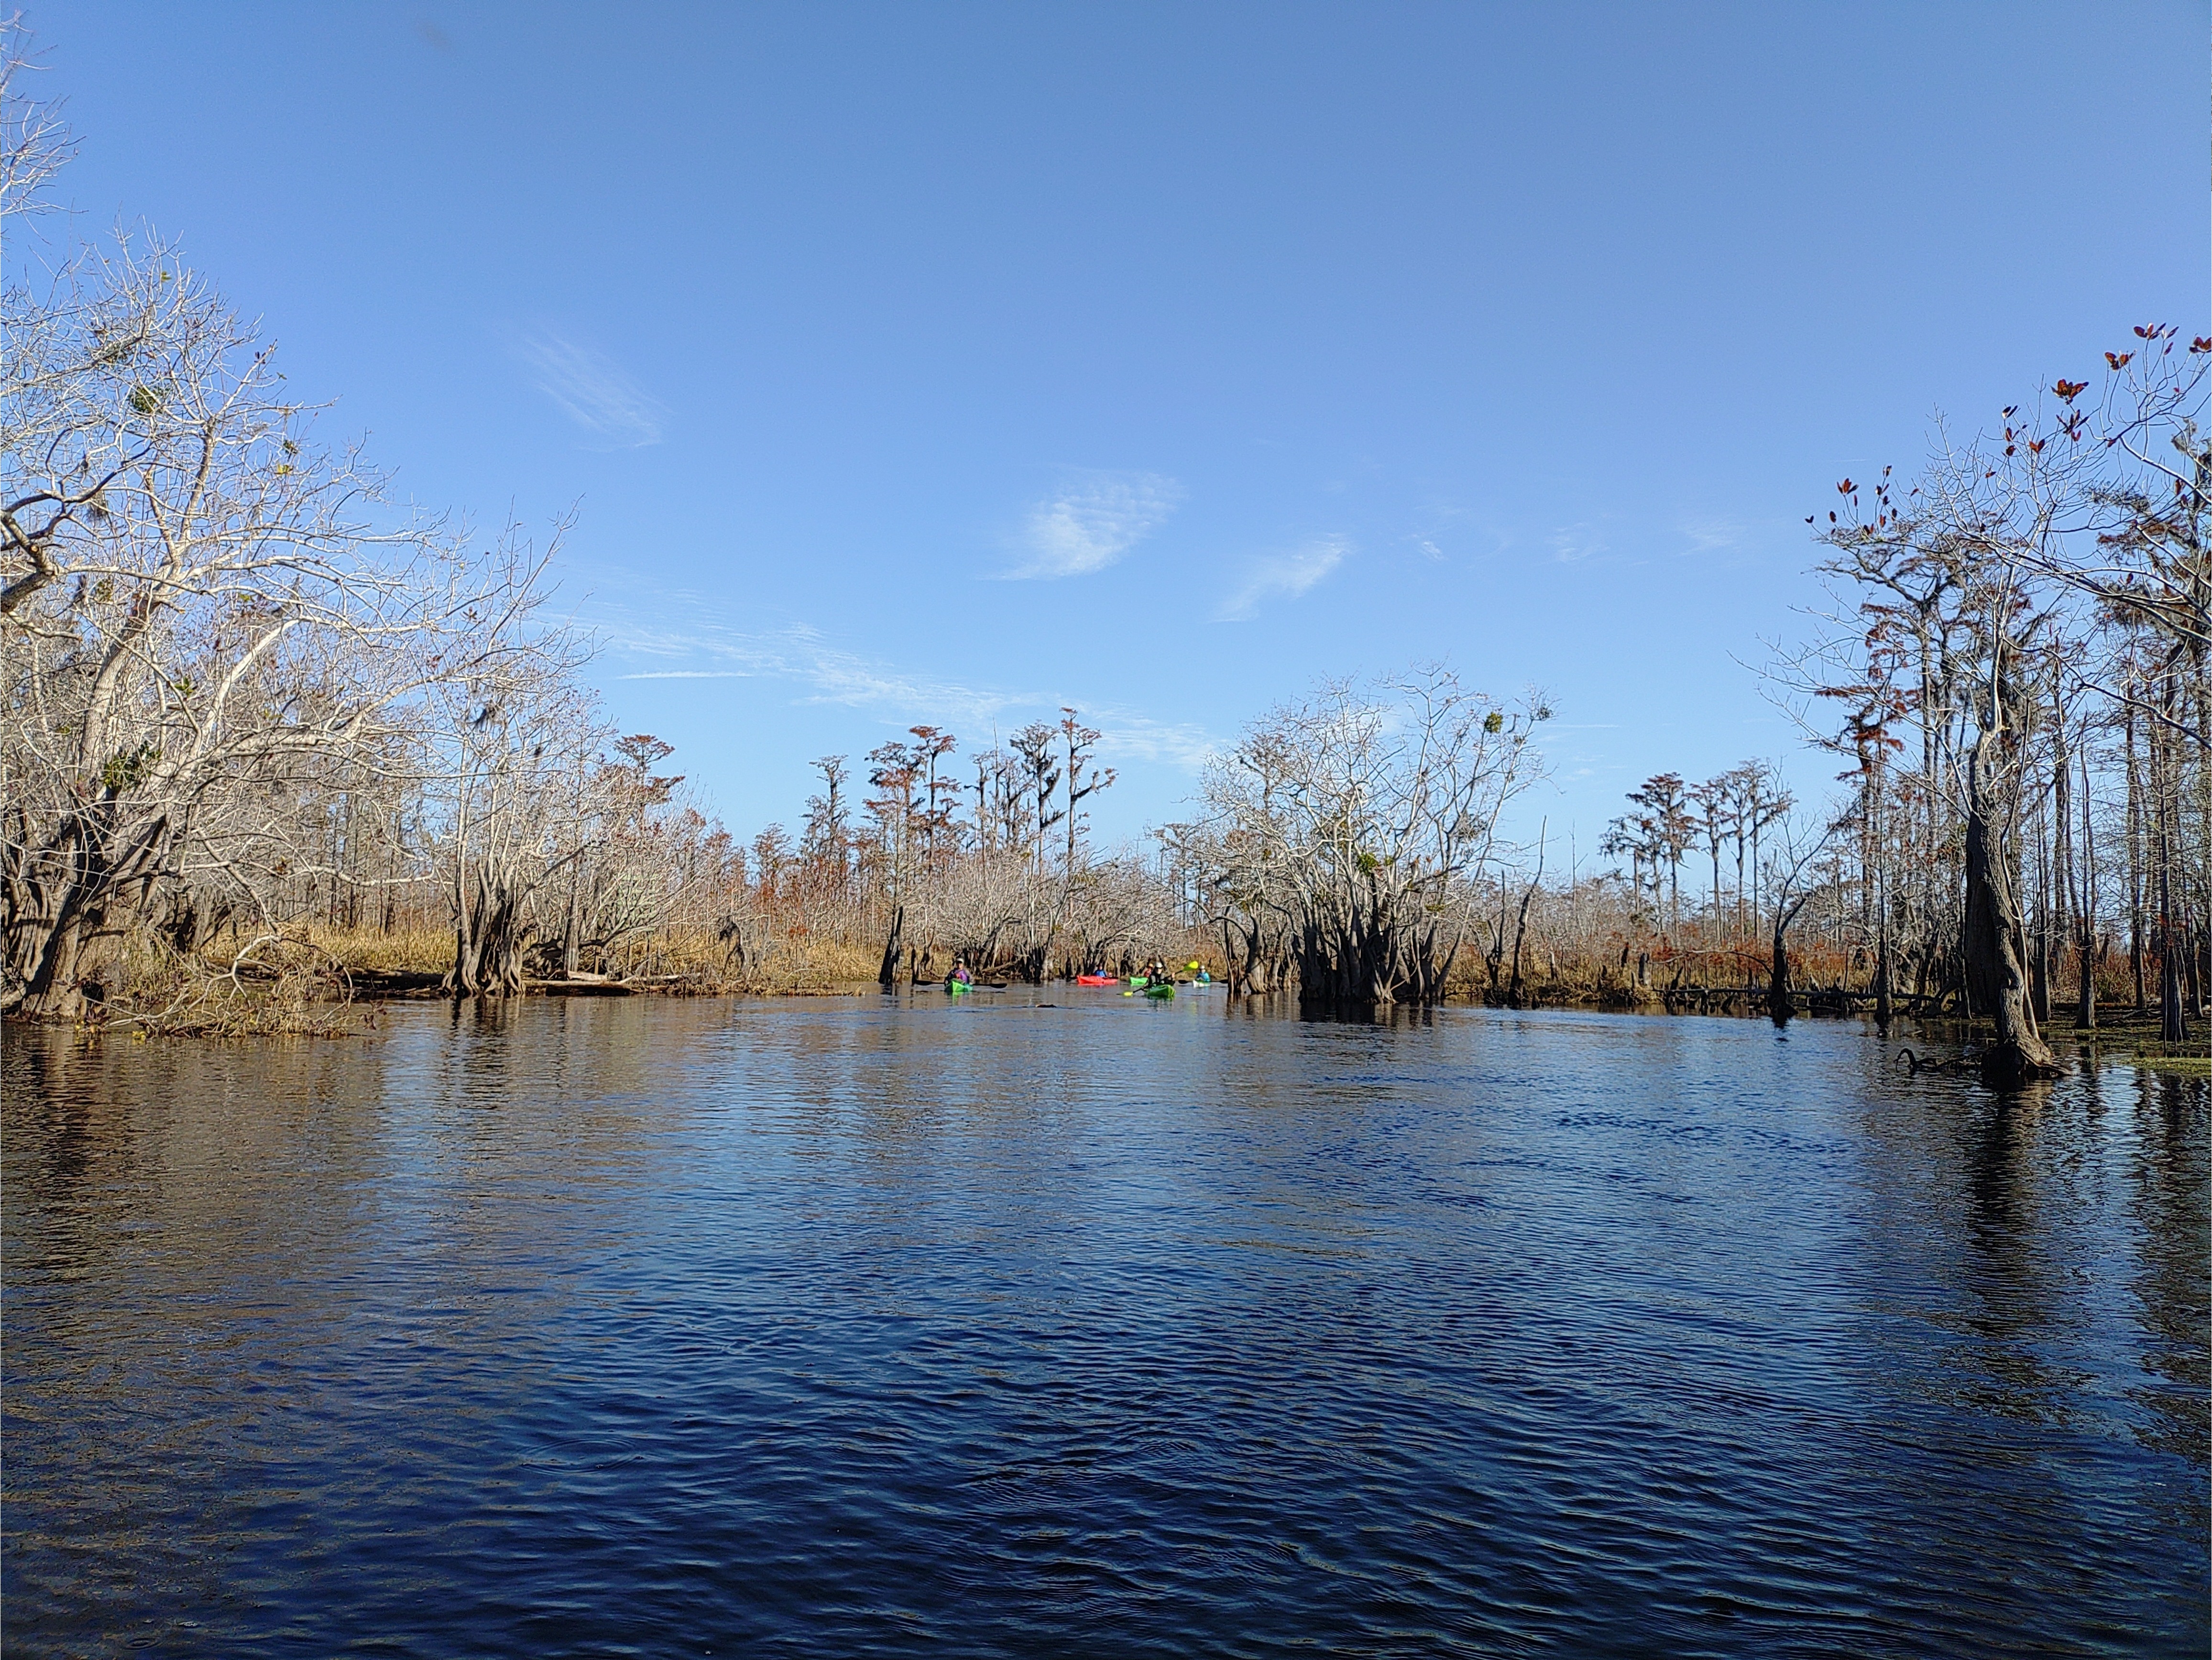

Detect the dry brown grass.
xmin=737 ymin=936 xmax=883 ymax=992
xmin=626 ymin=929 xmax=882 ymax=993
xmin=73 ymin=914 xmax=2206 ymax=1043
xmin=1439 ymin=935 xmax=1862 ymax=1008
xmin=96 ymin=931 xmax=366 ymax=1037
xmin=296 ymin=920 xmax=451 ymax=977
xmin=289 ymin=921 xmax=888 ymax=994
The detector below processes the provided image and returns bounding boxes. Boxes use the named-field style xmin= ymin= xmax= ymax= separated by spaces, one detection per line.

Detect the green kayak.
xmin=1145 ymin=983 xmax=1174 ymax=1000
xmin=1126 ymin=975 xmax=1149 ymax=987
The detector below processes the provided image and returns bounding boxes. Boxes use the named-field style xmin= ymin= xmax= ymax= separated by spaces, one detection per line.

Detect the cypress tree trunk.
xmin=2126 ymin=688 xmax=2147 ymax=1012
xmin=6 ymin=807 xmax=170 ymax=1021
xmin=1961 ymin=754 xmax=2058 ymax=1086
xmin=2074 ymin=933 xmax=2096 ymax=1032
xmin=2155 ymin=687 xmax=2190 ymax=1044
xmin=2159 ymin=910 xmax=2188 ymax=1044
xmin=1506 ymin=841 xmax=1544 ymax=1009
xmin=1768 ymin=892 xmax=1810 ymax=1026
xmin=446 ymin=859 xmax=529 ymax=996
xmin=877 ymin=904 xmax=904 ymax=988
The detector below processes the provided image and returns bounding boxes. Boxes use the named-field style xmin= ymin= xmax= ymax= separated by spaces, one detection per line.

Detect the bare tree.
xmin=800 ymin=754 xmax=851 ymax=896
xmin=1762 ymin=819 xmax=1828 ymax=1027
xmin=1626 ymin=774 xmax=1692 ymax=935
xmin=427 ymin=569 xmax=598 ymax=995
xmin=1010 ymin=722 xmax=1062 ymax=871
xmin=1060 ymin=708 xmax=1113 ymax=875
xmin=0 ymin=194 xmax=553 ymax=1017
xmin=1195 ymin=666 xmax=1550 ymax=1011
xmin=1791 ymin=330 xmax=2212 ymax=1067
xmin=0 ymin=18 xmax=71 ymax=231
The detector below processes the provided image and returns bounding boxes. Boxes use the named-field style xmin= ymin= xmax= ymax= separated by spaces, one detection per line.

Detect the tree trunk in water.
xmin=14 ymin=908 xmax=123 ymax=1021
xmin=1961 ymin=780 xmax=2059 ymax=1085
xmin=877 ymin=905 xmax=905 ymax=989
xmin=1873 ymin=927 xmax=1893 ymax=1027
xmin=6 ymin=808 xmax=169 ymax=1022
xmin=1768 ymin=917 xmax=1794 ymax=1027
xmin=2160 ymin=927 xmax=2188 ymax=1044
xmin=1505 ymin=897 xmax=1530 ymax=1009
xmin=446 ymin=861 xmax=529 ymax=996
xmin=1294 ymin=889 xmax=1426 ymax=1015
xmin=1506 ymin=838 xmax=1544 ymax=1010
xmin=2157 ymin=833 xmax=2188 ymax=1041
xmin=2074 ymin=928 xmax=2096 ymax=1032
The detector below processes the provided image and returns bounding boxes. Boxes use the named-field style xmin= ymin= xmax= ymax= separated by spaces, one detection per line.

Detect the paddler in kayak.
xmin=947 ymin=956 xmax=974 ymax=989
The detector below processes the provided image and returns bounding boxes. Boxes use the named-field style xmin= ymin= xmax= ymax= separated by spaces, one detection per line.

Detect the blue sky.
xmin=29 ymin=1 xmax=2208 ymax=867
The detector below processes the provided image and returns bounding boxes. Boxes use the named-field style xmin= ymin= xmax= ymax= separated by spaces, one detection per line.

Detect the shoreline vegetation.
xmin=2 ymin=31 xmax=2206 ymax=1079
xmin=62 ymin=915 xmax=2210 ymax=1074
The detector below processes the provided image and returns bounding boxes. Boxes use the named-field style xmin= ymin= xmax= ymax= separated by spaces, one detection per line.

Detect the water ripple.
xmin=3 ymin=997 xmax=2205 ymax=1657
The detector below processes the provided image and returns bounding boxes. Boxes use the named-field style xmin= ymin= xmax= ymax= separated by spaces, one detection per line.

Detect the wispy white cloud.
xmin=1678 ymin=517 xmax=1742 ymax=555
xmin=1217 ymin=536 xmax=1348 ymax=621
xmin=596 ymin=596 xmax=1230 ymax=773
xmin=1550 ymin=524 xmax=1604 ymax=564
xmin=515 ymin=332 xmax=665 ymax=448
xmin=606 ymin=614 xmax=1021 ymax=720
xmin=1083 ymin=705 xmax=1221 ymax=771
xmin=1007 ymin=472 xmax=1183 ymax=579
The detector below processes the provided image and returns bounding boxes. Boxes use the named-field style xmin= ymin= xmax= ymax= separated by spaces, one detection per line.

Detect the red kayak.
xmin=1075 ymin=974 xmax=1117 ymax=986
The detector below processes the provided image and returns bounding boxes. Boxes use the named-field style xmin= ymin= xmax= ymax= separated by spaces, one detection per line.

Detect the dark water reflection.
xmin=4 ymin=995 xmax=2205 ymax=1657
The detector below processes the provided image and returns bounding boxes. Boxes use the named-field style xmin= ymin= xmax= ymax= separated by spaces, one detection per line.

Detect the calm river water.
xmin=4 ymin=993 xmax=2206 ymax=1657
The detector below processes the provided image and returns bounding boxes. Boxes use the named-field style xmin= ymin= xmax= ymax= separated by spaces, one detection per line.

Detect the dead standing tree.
xmin=865 ymin=739 xmax=921 ymax=985
xmin=1760 ymin=815 xmax=1829 ymax=1026
xmin=1060 ymin=708 xmax=1114 ymax=875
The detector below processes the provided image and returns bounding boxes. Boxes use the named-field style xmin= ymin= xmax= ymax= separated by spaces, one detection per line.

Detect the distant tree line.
xmin=739 ymin=708 xmax=1189 ymax=988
